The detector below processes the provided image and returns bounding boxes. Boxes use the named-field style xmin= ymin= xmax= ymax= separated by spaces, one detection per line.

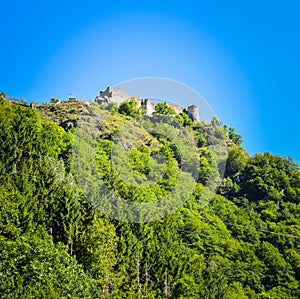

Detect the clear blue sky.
xmin=1 ymin=0 xmax=300 ymax=163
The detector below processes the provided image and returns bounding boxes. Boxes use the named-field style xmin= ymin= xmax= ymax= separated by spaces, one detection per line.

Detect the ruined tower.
xmin=186 ymin=105 xmax=199 ymax=121
xmin=144 ymin=99 xmax=155 ymax=116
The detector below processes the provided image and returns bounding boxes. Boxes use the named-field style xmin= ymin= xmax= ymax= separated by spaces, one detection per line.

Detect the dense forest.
xmin=0 ymin=92 xmax=300 ymax=298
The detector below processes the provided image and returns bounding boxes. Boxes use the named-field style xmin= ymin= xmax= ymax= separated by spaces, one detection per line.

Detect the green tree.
xmin=118 ymin=99 xmax=141 ymax=117
xmin=225 ymin=147 xmax=248 ymax=179
xmin=0 ymin=234 xmax=96 ymax=298
xmin=154 ymin=102 xmax=176 ymax=116
xmin=50 ymin=97 xmax=60 ymax=104
xmin=228 ymin=127 xmax=242 ymax=146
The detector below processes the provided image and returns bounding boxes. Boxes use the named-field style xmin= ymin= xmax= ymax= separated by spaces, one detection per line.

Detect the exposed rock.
xmin=60 ymin=119 xmax=77 ymax=132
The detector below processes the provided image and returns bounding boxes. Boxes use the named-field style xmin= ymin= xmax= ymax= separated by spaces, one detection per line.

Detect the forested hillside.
xmin=0 ymin=92 xmax=300 ymax=298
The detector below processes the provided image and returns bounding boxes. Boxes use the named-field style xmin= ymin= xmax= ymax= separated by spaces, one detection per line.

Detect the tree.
xmin=0 ymin=234 xmax=96 ymax=298
xmin=211 ymin=116 xmax=221 ymax=127
xmin=0 ymin=94 xmax=300 ymax=298
xmin=50 ymin=97 xmax=60 ymax=104
xmin=225 ymin=148 xmax=248 ymax=179
xmin=240 ymin=153 xmax=300 ymax=203
xmin=154 ymin=102 xmax=176 ymax=116
xmin=175 ymin=112 xmax=192 ymax=127
xmin=118 ymin=99 xmax=141 ymax=117
xmin=228 ymin=127 xmax=242 ymax=146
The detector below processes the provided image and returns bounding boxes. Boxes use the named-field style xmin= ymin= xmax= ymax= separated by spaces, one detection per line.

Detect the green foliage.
xmin=175 ymin=112 xmax=193 ymax=127
xmin=37 ymin=99 xmax=89 ymax=125
xmin=240 ymin=152 xmax=300 ymax=204
xmin=0 ymin=96 xmax=299 ymax=298
xmin=50 ymin=97 xmax=60 ymax=104
xmin=0 ymin=234 xmax=96 ymax=298
xmin=154 ymin=102 xmax=176 ymax=116
xmin=118 ymin=99 xmax=142 ymax=117
xmin=211 ymin=116 xmax=222 ymax=128
xmin=225 ymin=147 xmax=248 ymax=178
xmin=227 ymin=127 xmax=243 ymax=146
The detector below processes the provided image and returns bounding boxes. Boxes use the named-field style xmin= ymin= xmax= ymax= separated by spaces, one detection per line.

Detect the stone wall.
xmin=95 ymin=87 xmax=200 ymax=121
xmin=144 ymin=99 xmax=155 ymax=116
xmin=95 ymin=86 xmax=134 ymax=105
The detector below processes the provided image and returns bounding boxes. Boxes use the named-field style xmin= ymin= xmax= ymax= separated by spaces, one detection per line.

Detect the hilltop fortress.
xmin=95 ymin=86 xmax=199 ymax=121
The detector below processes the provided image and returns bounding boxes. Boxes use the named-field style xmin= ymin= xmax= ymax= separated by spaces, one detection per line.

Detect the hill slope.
xmin=0 ymin=93 xmax=300 ymax=298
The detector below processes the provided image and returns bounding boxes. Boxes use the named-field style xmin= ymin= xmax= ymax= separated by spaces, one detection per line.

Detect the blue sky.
xmin=1 ymin=0 xmax=300 ymax=163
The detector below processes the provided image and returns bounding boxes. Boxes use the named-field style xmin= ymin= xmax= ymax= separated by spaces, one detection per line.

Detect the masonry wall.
xmin=95 ymin=87 xmax=200 ymax=121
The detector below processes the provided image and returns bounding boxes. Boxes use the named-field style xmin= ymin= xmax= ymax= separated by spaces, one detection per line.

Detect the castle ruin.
xmin=95 ymin=86 xmax=199 ymax=121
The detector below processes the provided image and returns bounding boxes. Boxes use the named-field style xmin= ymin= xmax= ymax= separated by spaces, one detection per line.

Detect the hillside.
xmin=0 ymin=92 xmax=300 ymax=298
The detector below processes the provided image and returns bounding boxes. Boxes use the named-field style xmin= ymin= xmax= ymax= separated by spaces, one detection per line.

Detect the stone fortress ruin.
xmin=95 ymin=86 xmax=199 ymax=121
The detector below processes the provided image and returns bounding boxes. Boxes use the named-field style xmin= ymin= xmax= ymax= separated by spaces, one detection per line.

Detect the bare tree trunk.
xmin=13 ymin=142 xmax=17 ymax=173
xmin=70 ymin=240 xmax=73 ymax=255
xmin=136 ymin=251 xmax=140 ymax=286
xmin=163 ymin=269 xmax=170 ymax=298
xmin=136 ymin=251 xmax=142 ymax=298
xmin=105 ymin=274 xmax=109 ymax=298
xmin=145 ymin=261 xmax=149 ymax=291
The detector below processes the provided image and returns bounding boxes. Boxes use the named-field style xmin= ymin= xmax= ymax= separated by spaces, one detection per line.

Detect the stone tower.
xmin=144 ymin=99 xmax=155 ymax=116
xmin=186 ymin=105 xmax=199 ymax=121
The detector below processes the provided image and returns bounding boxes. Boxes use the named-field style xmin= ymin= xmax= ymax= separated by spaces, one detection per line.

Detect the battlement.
xmin=95 ymin=86 xmax=199 ymax=121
